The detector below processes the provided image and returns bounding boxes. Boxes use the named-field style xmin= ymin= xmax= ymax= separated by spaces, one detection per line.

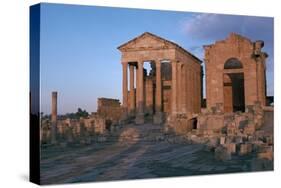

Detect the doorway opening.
xmin=223 ymin=58 xmax=245 ymax=112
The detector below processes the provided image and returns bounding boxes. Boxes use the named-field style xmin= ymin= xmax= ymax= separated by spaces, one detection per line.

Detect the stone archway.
xmin=223 ymin=58 xmax=245 ymax=112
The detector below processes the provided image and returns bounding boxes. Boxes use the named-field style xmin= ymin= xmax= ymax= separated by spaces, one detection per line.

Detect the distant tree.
xmin=76 ymin=108 xmax=89 ymax=118
xmin=62 ymin=108 xmax=89 ymax=119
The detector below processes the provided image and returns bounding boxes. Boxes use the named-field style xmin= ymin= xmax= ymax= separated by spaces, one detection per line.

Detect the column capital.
xmin=121 ymin=61 xmax=128 ymax=65
xmin=170 ymin=59 xmax=179 ymax=64
xmin=137 ymin=60 xmax=144 ymax=65
xmin=156 ymin=61 xmax=162 ymax=67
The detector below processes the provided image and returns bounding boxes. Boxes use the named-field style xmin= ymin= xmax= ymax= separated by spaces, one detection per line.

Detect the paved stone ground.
xmin=40 ymin=123 xmax=271 ymax=185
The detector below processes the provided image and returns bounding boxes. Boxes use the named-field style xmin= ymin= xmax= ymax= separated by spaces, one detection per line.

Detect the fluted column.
xmin=185 ymin=67 xmax=191 ymax=114
xmin=191 ymin=71 xmax=195 ymax=113
xmin=181 ymin=64 xmax=187 ymax=113
xmin=155 ymin=61 xmax=162 ymax=112
xmin=177 ymin=63 xmax=182 ymax=113
xmin=135 ymin=61 xmax=144 ymax=124
xmin=257 ymin=59 xmax=266 ymax=106
xmin=122 ymin=62 xmax=128 ymax=110
xmin=153 ymin=60 xmax=164 ymax=124
xmin=129 ymin=64 xmax=135 ymax=113
xmin=171 ymin=61 xmax=177 ymax=115
xmin=138 ymin=61 xmax=144 ymax=113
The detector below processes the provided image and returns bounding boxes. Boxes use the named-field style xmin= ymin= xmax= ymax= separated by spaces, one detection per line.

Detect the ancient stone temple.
xmin=118 ymin=32 xmax=202 ymax=124
xmin=204 ymin=33 xmax=268 ymax=113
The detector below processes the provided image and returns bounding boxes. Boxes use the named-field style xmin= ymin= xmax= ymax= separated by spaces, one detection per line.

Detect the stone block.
xmin=265 ymin=135 xmax=273 ymax=145
xmin=235 ymin=114 xmax=248 ymax=129
xmin=226 ymin=125 xmax=237 ymax=136
xmin=252 ymin=141 xmax=266 ymax=152
xmin=203 ymin=130 xmax=215 ymax=136
xmin=220 ymin=136 xmax=226 ymax=145
xmin=223 ymin=143 xmax=236 ymax=154
xmin=215 ymin=103 xmax=224 ymax=114
xmin=247 ymin=135 xmax=254 ymax=142
xmin=239 ymin=143 xmax=252 ymax=155
xmin=197 ymin=115 xmax=208 ymax=130
xmin=258 ymin=150 xmax=273 ymax=161
xmin=243 ymin=121 xmax=256 ymax=135
xmin=206 ymin=115 xmax=224 ymax=131
xmin=225 ymin=136 xmax=234 ymax=144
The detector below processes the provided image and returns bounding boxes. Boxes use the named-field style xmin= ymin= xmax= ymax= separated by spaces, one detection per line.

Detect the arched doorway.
xmin=223 ymin=58 xmax=245 ymax=112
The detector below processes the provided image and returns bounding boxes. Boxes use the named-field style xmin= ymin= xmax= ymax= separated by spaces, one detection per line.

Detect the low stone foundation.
xmin=191 ymin=102 xmax=274 ymax=162
xmin=165 ymin=113 xmax=193 ymax=135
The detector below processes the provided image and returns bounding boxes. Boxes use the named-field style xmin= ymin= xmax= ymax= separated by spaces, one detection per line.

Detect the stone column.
xmin=186 ymin=67 xmax=191 ymax=114
xmin=122 ymin=62 xmax=128 ymax=111
xmin=154 ymin=60 xmax=164 ymax=124
xmin=177 ymin=63 xmax=182 ymax=113
xmin=257 ymin=58 xmax=266 ymax=106
xmin=136 ymin=65 xmax=139 ymax=109
xmin=51 ymin=91 xmax=57 ymax=144
xmin=181 ymin=64 xmax=187 ymax=113
xmin=196 ymin=71 xmax=200 ymax=113
xmin=135 ymin=61 xmax=144 ymax=124
xmin=129 ymin=64 xmax=136 ymax=113
xmin=191 ymin=71 xmax=195 ymax=113
xmin=171 ymin=61 xmax=177 ymax=115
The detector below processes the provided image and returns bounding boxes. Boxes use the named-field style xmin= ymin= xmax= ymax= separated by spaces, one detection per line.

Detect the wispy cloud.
xmin=180 ymin=13 xmax=274 ymax=95
xmin=181 ymin=13 xmax=273 ymax=43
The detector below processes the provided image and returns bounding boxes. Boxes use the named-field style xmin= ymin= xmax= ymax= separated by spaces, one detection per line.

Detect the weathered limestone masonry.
xmin=118 ymin=32 xmax=202 ymax=130
xmin=204 ymin=33 xmax=267 ymax=113
xmin=41 ymin=96 xmax=124 ymax=145
xmin=188 ymin=33 xmax=273 ymax=162
xmin=193 ymin=102 xmax=273 ymax=162
xmin=97 ymin=98 xmax=123 ymax=124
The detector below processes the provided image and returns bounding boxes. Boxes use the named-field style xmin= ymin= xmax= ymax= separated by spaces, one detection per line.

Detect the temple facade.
xmin=118 ymin=32 xmax=203 ymax=124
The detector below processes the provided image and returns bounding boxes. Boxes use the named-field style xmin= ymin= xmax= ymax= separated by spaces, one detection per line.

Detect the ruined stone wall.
xmin=97 ymin=98 xmax=123 ymax=123
xmin=175 ymin=48 xmax=202 ymax=115
xmin=196 ymin=102 xmax=266 ymax=135
xmin=41 ymin=115 xmax=108 ymax=144
xmin=204 ymin=33 xmax=267 ymax=110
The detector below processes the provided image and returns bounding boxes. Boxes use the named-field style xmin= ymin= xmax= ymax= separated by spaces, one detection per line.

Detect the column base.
xmin=135 ymin=113 xmax=145 ymax=125
xmin=153 ymin=112 xmax=164 ymax=124
xmin=129 ymin=109 xmax=136 ymax=117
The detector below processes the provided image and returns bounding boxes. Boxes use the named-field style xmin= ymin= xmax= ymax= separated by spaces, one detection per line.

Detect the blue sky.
xmin=39 ymin=3 xmax=274 ymax=115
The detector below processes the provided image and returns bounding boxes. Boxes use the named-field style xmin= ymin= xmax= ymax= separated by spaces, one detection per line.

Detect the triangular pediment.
xmin=118 ymin=32 xmax=177 ymax=51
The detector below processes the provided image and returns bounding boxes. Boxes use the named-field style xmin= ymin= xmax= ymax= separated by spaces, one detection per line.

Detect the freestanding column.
xmin=122 ymin=62 xmax=128 ymax=112
xmin=51 ymin=91 xmax=57 ymax=144
xmin=181 ymin=63 xmax=187 ymax=113
xmin=171 ymin=61 xmax=177 ymax=115
xmin=154 ymin=60 xmax=164 ymax=124
xmin=135 ymin=61 xmax=144 ymax=124
xmin=177 ymin=63 xmax=182 ymax=113
xmin=129 ymin=64 xmax=136 ymax=113
xmin=155 ymin=61 xmax=162 ymax=112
